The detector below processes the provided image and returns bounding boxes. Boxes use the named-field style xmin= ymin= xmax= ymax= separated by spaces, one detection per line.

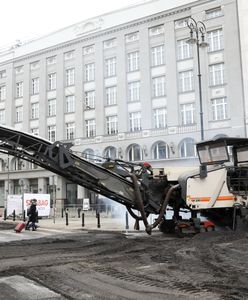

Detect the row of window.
xmin=0 ymin=139 xmax=196 ymax=173
xmin=0 ymin=60 xmax=225 ymax=102
xmin=174 ymin=7 xmax=222 ymax=30
xmin=0 ymin=26 xmax=224 ymax=98
xmin=37 ymin=28 xmax=223 ymax=78
xmin=0 ymin=91 xmax=227 ymax=127
xmin=0 ymin=96 xmax=228 ymax=135
xmin=21 ymin=7 xmax=222 ymax=68
xmin=3 ymin=97 xmax=225 ymax=141
xmin=83 ymin=138 xmax=196 ymax=162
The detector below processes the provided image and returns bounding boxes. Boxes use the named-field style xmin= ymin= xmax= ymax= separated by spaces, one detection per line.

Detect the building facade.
xmin=0 ymin=0 xmax=245 ymax=209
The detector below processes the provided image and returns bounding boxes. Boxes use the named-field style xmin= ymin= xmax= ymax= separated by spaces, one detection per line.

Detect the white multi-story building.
xmin=0 ymin=0 xmax=246 ymax=208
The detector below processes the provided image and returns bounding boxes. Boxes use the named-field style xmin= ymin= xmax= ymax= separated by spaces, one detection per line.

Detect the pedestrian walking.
xmin=26 ymin=199 xmax=38 ymax=231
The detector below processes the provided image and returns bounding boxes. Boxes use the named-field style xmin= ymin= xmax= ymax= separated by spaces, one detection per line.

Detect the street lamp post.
xmin=4 ymin=156 xmax=10 ymax=213
xmin=187 ymin=17 xmax=208 ymax=141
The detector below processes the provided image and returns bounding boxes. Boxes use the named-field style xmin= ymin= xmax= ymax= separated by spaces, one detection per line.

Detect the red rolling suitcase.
xmin=14 ymin=222 xmax=26 ymax=233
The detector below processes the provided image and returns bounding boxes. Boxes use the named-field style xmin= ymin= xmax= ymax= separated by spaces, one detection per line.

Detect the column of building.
xmin=140 ymin=25 xmax=152 ymax=160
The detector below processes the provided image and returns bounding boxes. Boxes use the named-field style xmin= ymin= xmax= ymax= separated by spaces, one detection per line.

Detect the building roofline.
xmin=0 ymin=0 xmax=209 ymax=65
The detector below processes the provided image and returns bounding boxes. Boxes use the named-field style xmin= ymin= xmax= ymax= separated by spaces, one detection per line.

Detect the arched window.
xmin=152 ymin=141 xmax=169 ymax=159
xmin=103 ymin=146 xmax=117 ymax=159
xmin=213 ymin=134 xmax=228 ymax=139
xmin=82 ymin=148 xmax=95 ymax=161
xmin=28 ymin=161 xmax=38 ymax=170
xmin=13 ymin=158 xmax=25 ymax=171
xmin=0 ymin=159 xmax=5 ymax=172
xmin=179 ymin=138 xmax=196 ymax=158
xmin=128 ymin=144 xmax=142 ymax=161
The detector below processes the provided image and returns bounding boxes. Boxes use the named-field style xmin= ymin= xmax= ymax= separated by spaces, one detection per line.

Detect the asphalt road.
xmin=0 ymin=222 xmax=248 ymax=300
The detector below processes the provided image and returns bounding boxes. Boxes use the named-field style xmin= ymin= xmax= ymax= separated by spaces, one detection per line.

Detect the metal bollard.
xmin=13 ymin=210 xmax=15 ymax=221
xmin=96 ymin=212 xmax=101 ymax=228
xmin=4 ymin=208 xmax=7 ymax=220
xmin=65 ymin=212 xmax=69 ymax=226
xmin=61 ymin=208 xmax=64 ymax=218
xmin=23 ymin=210 xmax=26 ymax=222
xmin=82 ymin=212 xmax=85 ymax=227
xmin=125 ymin=211 xmax=129 ymax=230
xmin=77 ymin=207 xmax=81 ymax=218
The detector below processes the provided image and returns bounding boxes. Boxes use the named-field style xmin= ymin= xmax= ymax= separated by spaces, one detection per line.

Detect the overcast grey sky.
xmin=0 ymin=0 xmax=144 ymax=47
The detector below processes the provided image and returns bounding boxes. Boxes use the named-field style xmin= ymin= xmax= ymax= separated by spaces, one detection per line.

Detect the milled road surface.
xmin=0 ymin=225 xmax=248 ymax=299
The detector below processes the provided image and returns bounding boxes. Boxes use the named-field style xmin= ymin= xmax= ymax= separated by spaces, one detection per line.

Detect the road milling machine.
xmin=0 ymin=125 xmax=247 ymax=235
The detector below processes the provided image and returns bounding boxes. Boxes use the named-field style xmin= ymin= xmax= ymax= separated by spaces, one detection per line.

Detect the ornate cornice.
xmin=1 ymin=6 xmax=191 ymax=66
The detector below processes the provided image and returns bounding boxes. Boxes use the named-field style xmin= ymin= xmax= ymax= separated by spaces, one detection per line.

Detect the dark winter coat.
xmin=28 ymin=203 xmax=38 ymax=222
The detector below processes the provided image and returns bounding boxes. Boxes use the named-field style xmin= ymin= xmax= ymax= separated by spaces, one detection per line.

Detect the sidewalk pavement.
xmin=1 ymin=213 xmax=153 ymax=233
xmin=0 ymin=213 xmax=162 ymax=245
xmin=39 ymin=214 xmax=134 ymax=232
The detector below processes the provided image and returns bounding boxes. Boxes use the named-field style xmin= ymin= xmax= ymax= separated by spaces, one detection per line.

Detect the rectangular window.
xmin=48 ymin=99 xmax=56 ymax=116
xmin=179 ymin=70 xmax=194 ymax=92
xmin=149 ymin=25 xmax=164 ymax=36
xmin=127 ymin=51 xmax=139 ymax=72
xmin=177 ymin=39 xmax=193 ymax=60
xmin=30 ymin=61 xmax=39 ymax=70
xmin=64 ymin=50 xmax=74 ymax=60
xmin=31 ymin=77 xmax=39 ymax=95
xmin=207 ymin=29 xmax=223 ymax=52
xmin=129 ymin=112 xmax=141 ymax=132
xmin=85 ymin=90 xmax=95 ymax=109
xmin=47 ymin=56 xmax=56 ymax=65
xmin=181 ymin=103 xmax=195 ymax=125
xmin=151 ymin=45 xmax=165 ymax=66
xmin=103 ymin=38 xmax=116 ymax=49
xmin=106 ymin=115 xmax=118 ymax=134
xmin=125 ymin=32 xmax=139 ymax=43
xmin=0 ymin=109 xmax=5 ymax=124
xmin=48 ymin=125 xmax=56 ymax=142
xmin=175 ymin=17 xmax=189 ymax=29
xmin=83 ymin=45 xmax=95 ymax=55
xmin=105 ymin=57 xmax=116 ymax=77
xmin=85 ymin=63 xmax=95 ymax=82
xmin=31 ymin=103 xmax=39 ymax=119
xmin=206 ymin=7 xmax=222 ymax=19
xmin=106 ymin=86 xmax=117 ymax=106
xmin=0 ymin=70 xmax=6 ymax=78
xmin=16 ymin=106 xmax=23 ymax=123
xmin=85 ymin=119 xmax=96 ymax=137
xmin=48 ymin=73 xmax=56 ymax=90
xmin=128 ymin=81 xmax=140 ymax=102
xmin=0 ymin=85 xmax=6 ymax=101
xmin=16 ymin=82 xmax=23 ymax=98
xmin=15 ymin=66 xmax=24 ymax=74
xmin=66 ymin=122 xmax=75 ymax=140
xmin=154 ymin=108 xmax=167 ymax=128
xmin=66 ymin=68 xmax=75 ymax=86
xmin=211 ymin=97 xmax=227 ymax=120
xmin=152 ymin=76 xmax=166 ymax=97
xmin=66 ymin=95 xmax=75 ymax=113
xmin=209 ymin=63 xmax=224 ymax=86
